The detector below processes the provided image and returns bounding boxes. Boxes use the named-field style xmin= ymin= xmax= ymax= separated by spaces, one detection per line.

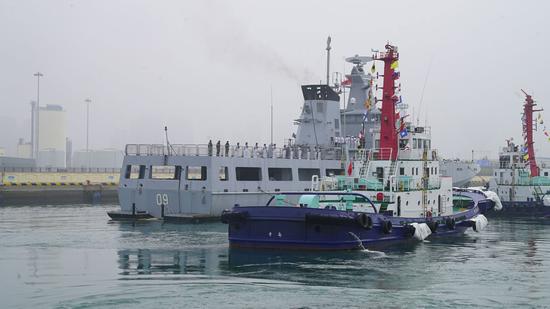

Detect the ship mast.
xmin=374 ymin=43 xmax=400 ymax=160
xmin=326 ymin=36 xmax=331 ymax=85
xmin=522 ymin=89 xmax=541 ymax=177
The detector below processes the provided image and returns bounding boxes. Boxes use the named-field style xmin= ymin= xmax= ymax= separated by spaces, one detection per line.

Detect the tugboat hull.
xmin=494 ymin=202 xmax=550 ymax=217
xmin=223 ymin=206 xmax=480 ymax=251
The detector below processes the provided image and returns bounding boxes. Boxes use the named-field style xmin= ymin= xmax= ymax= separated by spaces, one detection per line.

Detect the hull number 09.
xmin=156 ymin=193 xmax=169 ymax=206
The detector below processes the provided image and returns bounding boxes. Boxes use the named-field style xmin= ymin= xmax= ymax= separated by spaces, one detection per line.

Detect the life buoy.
xmin=427 ymin=220 xmax=438 ymax=233
xmin=445 ymin=217 xmax=456 ymax=230
xmin=404 ymin=224 xmax=416 ymax=238
xmin=381 ymin=220 xmax=393 ymax=234
xmin=355 ymin=213 xmax=373 ymax=229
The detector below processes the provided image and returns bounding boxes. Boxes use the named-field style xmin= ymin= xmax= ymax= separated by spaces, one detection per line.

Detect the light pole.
xmin=85 ymin=98 xmax=91 ymax=168
xmin=33 ymin=72 xmax=43 ymax=159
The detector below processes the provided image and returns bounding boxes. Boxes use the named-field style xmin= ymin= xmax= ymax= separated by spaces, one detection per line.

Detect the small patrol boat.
xmin=221 ymin=44 xmax=495 ymax=250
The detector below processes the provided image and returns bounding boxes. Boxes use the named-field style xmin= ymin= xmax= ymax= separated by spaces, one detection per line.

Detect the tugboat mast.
xmin=374 ymin=43 xmax=400 ymax=160
xmin=522 ymin=89 xmax=542 ymax=177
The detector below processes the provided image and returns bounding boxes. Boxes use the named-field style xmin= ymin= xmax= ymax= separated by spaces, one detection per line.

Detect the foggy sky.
xmin=1 ymin=0 xmax=549 ymax=159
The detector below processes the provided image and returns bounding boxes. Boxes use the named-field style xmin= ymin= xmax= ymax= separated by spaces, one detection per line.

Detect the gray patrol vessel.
xmin=108 ymin=41 xmax=477 ymax=221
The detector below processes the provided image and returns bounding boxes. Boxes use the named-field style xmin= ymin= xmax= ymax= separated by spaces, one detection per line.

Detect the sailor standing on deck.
xmin=225 ymin=141 xmax=230 ymax=157
xmin=216 ymin=140 xmax=221 ymax=156
xmin=208 ymin=140 xmax=213 ymax=156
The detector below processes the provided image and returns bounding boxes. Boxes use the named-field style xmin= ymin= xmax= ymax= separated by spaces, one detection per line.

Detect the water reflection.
xmin=117 ymin=248 xmax=227 ymax=276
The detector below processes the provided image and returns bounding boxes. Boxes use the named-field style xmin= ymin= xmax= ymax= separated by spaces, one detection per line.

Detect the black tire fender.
xmin=404 ymin=224 xmax=416 ymax=238
xmin=355 ymin=213 xmax=373 ymax=229
xmin=427 ymin=220 xmax=438 ymax=233
xmin=445 ymin=217 xmax=456 ymax=230
xmin=381 ymin=220 xmax=393 ymax=234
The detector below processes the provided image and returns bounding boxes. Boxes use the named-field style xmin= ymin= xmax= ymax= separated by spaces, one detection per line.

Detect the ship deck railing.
xmin=321 ymin=175 xmax=440 ymax=192
xmin=497 ymin=175 xmax=550 ymax=186
xmin=125 ymin=144 xmax=344 ymax=161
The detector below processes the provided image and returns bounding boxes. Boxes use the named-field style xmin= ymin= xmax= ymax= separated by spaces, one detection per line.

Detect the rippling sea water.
xmin=0 ymin=205 xmax=549 ymax=308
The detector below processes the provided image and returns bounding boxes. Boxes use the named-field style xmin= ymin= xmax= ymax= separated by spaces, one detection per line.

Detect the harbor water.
xmin=1 ymin=205 xmax=549 ymax=308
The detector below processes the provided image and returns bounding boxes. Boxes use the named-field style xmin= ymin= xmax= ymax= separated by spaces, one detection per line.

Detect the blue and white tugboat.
xmin=488 ymin=91 xmax=550 ymax=217
xmin=222 ymin=44 xmax=494 ymax=250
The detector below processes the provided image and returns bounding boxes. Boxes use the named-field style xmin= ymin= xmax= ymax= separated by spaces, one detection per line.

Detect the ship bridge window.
xmin=268 ymin=168 xmax=293 ymax=181
xmin=151 ymin=165 xmax=180 ymax=180
xmin=187 ymin=166 xmax=207 ymax=181
xmin=125 ymin=165 xmax=145 ymax=179
xmin=399 ymin=167 xmax=405 ymax=176
xmin=499 ymin=155 xmax=511 ymax=169
xmin=298 ymin=168 xmax=320 ymax=181
xmin=219 ymin=166 xmax=229 ymax=181
xmin=326 ymin=169 xmax=344 ymax=176
xmin=236 ymin=167 xmax=262 ymax=181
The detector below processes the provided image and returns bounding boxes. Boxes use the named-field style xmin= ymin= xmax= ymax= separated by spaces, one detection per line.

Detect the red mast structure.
xmin=521 ymin=89 xmax=541 ymax=177
xmin=374 ymin=43 xmax=400 ymax=160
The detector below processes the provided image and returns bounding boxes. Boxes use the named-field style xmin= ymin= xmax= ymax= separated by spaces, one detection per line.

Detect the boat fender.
xmin=403 ymin=224 xmax=416 ymax=238
xmin=410 ymin=222 xmax=432 ymax=241
xmin=445 ymin=217 xmax=456 ymax=230
xmin=381 ymin=220 xmax=393 ymax=234
xmin=470 ymin=214 xmax=488 ymax=232
xmin=426 ymin=220 xmax=438 ymax=233
xmin=355 ymin=213 xmax=373 ymax=229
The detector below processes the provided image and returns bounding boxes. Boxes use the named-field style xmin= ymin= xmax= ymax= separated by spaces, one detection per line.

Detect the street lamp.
xmin=33 ymin=72 xmax=43 ymax=159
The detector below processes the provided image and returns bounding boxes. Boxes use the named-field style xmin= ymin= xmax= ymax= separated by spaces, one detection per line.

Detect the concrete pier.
xmin=0 ymin=185 xmax=118 ymax=206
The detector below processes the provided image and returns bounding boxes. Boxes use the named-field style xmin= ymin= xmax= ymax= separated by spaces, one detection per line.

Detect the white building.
xmin=37 ymin=105 xmax=66 ymax=168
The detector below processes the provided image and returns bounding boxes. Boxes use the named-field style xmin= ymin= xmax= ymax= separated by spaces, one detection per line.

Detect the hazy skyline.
xmin=1 ymin=0 xmax=549 ymax=159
